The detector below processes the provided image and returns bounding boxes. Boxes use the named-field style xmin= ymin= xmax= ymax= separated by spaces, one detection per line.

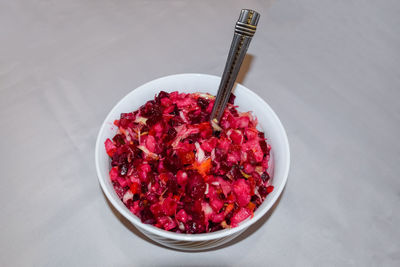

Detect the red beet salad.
xmin=105 ymin=91 xmax=273 ymax=233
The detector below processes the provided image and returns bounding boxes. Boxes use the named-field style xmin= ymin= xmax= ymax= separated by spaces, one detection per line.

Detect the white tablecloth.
xmin=1 ymin=0 xmax=399 ymax=266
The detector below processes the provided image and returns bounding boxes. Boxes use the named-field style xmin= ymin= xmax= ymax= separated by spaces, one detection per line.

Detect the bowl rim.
xmin=95 ymin=73 xmax=290 ymax=241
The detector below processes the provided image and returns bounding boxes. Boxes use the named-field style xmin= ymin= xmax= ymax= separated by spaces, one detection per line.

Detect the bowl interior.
xmin=95 ymin=73 xmax=290 ymax=241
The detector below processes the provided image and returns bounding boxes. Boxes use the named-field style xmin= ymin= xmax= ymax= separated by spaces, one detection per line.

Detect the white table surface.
xmin=1 ymin=0 xmax=399 ymax=266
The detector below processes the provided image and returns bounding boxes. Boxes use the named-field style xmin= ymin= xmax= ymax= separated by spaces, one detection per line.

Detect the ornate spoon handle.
xmin=210 ymin=9 xmax=260 ymax=126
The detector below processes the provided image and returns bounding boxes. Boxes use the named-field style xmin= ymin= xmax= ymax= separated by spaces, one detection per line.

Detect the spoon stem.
xmin=210 ymin=9 xmax=260 ymax=127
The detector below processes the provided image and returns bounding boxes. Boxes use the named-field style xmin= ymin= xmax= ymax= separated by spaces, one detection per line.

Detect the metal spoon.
xmin=210 ymin=9 xmax=260 ymax=130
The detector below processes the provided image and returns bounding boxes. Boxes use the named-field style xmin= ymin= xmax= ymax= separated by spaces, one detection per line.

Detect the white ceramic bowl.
xmin=95 ymin=73 xmax=290 ymax=250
